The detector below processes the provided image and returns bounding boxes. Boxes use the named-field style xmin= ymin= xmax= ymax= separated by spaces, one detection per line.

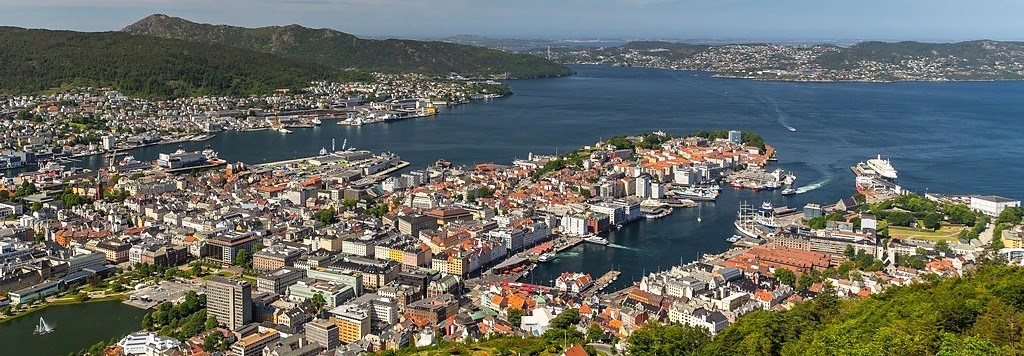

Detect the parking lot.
xmin=124 ymin=279 xmax=206 ymax=309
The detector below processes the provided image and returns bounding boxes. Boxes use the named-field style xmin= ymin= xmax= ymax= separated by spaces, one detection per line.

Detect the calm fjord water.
xmin=44 ymin=65 xmax=1024 ymax=288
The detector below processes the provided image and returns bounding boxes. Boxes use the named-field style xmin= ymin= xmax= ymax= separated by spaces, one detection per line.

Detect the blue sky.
xmin=1 ymin=0 xmax=1021 ymax=41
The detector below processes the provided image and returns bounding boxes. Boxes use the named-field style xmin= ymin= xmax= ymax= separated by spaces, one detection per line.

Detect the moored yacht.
xmin=583 ymin=234 xmax=609 ymax=245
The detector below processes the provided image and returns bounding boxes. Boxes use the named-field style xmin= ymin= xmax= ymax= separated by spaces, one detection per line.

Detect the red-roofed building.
xmin=555 ymin=272 xmax=593 ymax=293
xmin=563 ymin=344 xmax=589 ymax=356
xmin=55 ymin=229 xmax=111 ymax=247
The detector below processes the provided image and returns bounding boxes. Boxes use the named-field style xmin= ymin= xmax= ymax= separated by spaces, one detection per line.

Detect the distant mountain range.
xmin=9 ymin=13 xmax=1019 ymax=98
xmin=122 ymin=15 xmax=572 ymax=79
xmin=0 ymin=26 xmax=336 ymax=98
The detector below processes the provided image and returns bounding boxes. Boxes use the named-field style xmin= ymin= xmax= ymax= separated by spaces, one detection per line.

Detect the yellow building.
xmin=1001 ymin=228 xmax=1023 ymax=249
xmin=329 ymin=305 xmax=370 ymax=344
xmin=387 ymin=248 xmax=403 ymax=262
xmin=443 ymin=251 xmax=476 ymax=277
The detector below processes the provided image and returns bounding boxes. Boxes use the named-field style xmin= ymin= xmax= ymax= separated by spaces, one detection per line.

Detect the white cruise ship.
xmin=867 ymin=155 xmax=897 ymax=180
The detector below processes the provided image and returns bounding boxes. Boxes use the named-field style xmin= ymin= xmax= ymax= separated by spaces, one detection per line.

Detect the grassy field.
xmin=888 ymin=224 xmax=965 ymax=242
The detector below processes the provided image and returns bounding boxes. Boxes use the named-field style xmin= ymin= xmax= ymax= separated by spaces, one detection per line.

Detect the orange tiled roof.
xmin=579 ymin=304 xmax=593 ymax=315
xmin=564 ymin=344 xmax=589 ymax=356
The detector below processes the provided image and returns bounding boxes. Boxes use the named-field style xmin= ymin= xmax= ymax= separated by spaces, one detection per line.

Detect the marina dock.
xmin=491 ymin=254 xmax=530 ymax=272
xmin=589 ymin=270 xmax=622 ymax=295
xmin=163 ymin=160 xmax=227 ymax=174
xmin=554 ymin=236 xmax=583 ymax=254
xmin=254 ymin=155 xmax=324 ymax=168
xmin=370 ymin=160 xmax=410 ymax=177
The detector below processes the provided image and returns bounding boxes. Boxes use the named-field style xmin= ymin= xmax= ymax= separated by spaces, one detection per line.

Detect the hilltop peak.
xmin=122 ymin=13 xmax=191 ymax=32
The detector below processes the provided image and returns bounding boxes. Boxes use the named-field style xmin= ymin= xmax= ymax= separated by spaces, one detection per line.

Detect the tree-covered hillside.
xmin=0 ymin=27 xmax=338 ymax=98
xmin=122 ymin=14 xmax=573 ymax=79
xmin=668 ymin=263 xmax=1024 ymax=355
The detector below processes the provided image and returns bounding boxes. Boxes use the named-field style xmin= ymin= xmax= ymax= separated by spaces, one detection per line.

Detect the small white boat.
xmin=278 ymin=128 xmax=293 ymax=134
xmin=538 ymin=252 xmax=556 ymax=262
xmin=583 ymin=235 xmax=609 ymax=245
xmin=312 ymin=118 xmax=322 ymax=125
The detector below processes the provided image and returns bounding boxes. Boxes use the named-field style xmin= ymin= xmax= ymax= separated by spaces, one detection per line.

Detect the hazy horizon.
xmin=1 ymin=0 xmax=1022 ymax=42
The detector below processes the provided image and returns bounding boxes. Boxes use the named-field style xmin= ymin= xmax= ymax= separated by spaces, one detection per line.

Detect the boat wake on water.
xmin=794 ymin=169 xmax=833 ymax=194
xmin=607 ymin=243 xmax=638 ymax=251
xmin=556 ymin=252 xmax=580 ymax=258
xmin=768 ymin=98 xmax=797 ymax=132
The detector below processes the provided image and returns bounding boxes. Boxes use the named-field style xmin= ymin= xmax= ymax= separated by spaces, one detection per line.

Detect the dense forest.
xmin=0 ymin=27 xmax=338 ymax=98
xmin=122 ymin=14 xmax=573 ymax=79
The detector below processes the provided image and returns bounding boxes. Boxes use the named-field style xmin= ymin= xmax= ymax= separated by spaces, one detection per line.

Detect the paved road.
xmin=980 ymin=225 xmax=995 ymax=244
xmin=588 ymin=342 xmax=617 ymax=355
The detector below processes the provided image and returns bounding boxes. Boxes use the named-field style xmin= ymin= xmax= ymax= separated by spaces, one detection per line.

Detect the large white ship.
xmin=866 ymin=154 xmax=897 ymax=180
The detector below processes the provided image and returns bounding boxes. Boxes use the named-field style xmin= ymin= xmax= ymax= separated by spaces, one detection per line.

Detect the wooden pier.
xmin=589 ymin=270 xmax=622 ymax=295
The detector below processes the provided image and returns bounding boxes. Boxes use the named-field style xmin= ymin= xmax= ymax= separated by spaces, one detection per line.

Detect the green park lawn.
xmin=888 ymin=224 xmax=965 ymax=242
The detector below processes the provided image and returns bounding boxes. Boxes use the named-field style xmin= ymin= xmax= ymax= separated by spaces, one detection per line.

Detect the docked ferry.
xmin=670 ymin=185 xmax=719 ymax=201
xmin=157 ymin=148 xmax=224 ymax=172
xmin=852 ymin=154 xmax=898 ymax=181
xmin=110 ymin=155 xmax=151 ymax=173
xmin=851 ymin=154 xmax=901 ymax=196
xmin=867 ymin=155 xmax=897 ymax=180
